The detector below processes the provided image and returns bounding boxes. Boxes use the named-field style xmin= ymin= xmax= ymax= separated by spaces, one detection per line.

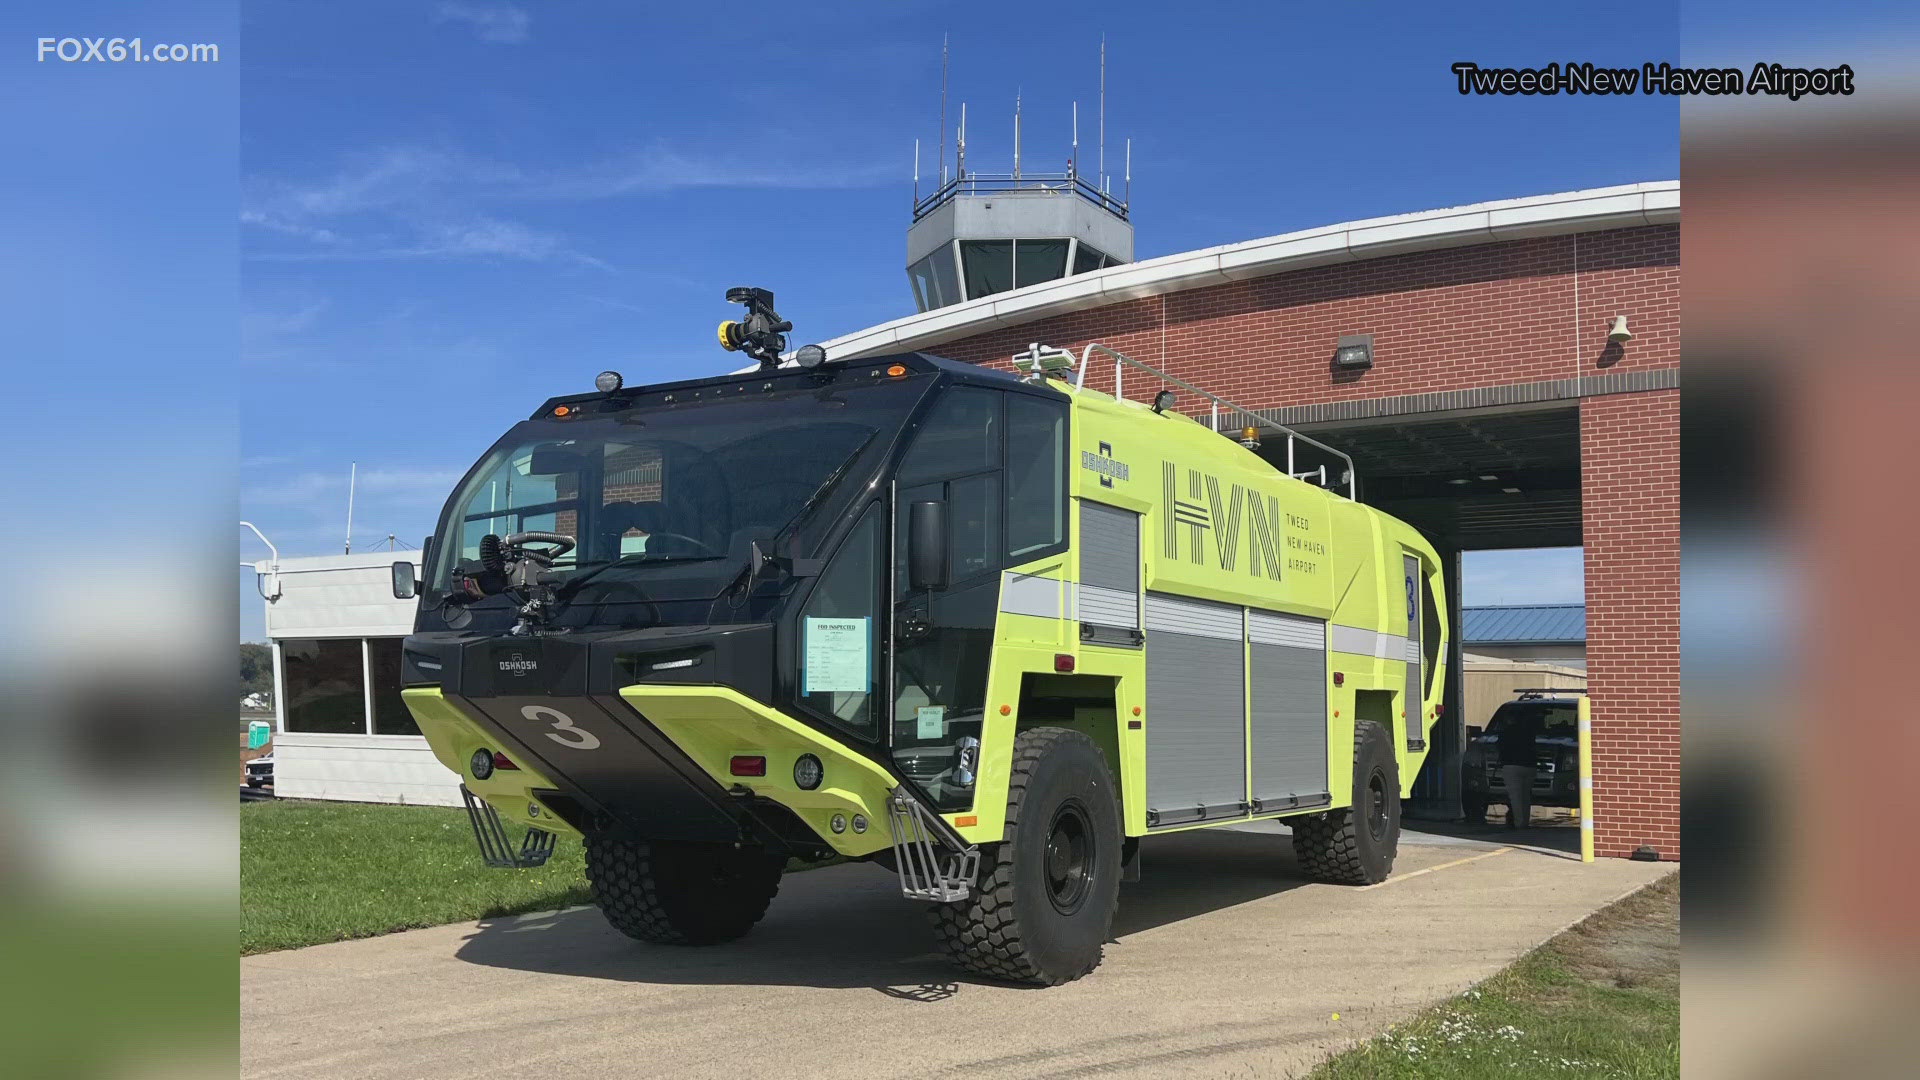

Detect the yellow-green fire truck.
xmin=392 ymin=291 xmax=1448 ymax=985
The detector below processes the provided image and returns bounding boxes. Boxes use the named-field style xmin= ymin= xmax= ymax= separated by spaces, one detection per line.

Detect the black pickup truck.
xmin=1462 ymin=691 xmax=1581 ymax=823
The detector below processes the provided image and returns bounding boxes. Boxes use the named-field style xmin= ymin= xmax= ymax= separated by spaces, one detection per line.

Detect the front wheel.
xmin=1292 ymin=720 xmax=1400 ymax=884
xmin=929 ymin=727 xmax=1122 ymax=985
xmin=585 ymin=837 xmax=783 ymax=945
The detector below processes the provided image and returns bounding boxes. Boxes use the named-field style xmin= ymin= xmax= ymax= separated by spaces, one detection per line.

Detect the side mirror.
xmin=907 ymin=500 xmax=948 ymax=592
xmin=391 ymin=561 xmax=418 ymax=600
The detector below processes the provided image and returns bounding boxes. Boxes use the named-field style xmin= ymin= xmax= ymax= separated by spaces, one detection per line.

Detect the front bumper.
xmin=403 ymin=684 xmax=909 ymax=858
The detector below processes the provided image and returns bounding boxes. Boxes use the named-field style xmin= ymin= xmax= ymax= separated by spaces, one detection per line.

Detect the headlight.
xmin=470 ymin=747 xmax=494 ymax=780
xmin=793 ymin=754 xmax=824 ymax=790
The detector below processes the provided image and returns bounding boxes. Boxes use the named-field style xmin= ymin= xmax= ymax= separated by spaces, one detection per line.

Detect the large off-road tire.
xmin=584 ymin=837 xmax=783 ymax=945
xmin=1292 ymin=720 xmax=1400 ymax=885
xmin=929 ymin=727 xmax=1122 ymax=985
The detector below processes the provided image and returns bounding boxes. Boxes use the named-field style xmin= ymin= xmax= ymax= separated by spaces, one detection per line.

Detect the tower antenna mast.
xmin=344 ymin=461 xmax=356 ymax=555
xmin=939 ymin=34 xmax=949 ymax=186
xmin=1099 ymin=36 xmax=1106 ymax=193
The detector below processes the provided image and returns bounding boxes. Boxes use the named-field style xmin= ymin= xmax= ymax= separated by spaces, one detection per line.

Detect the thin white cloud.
xmin=242 ymin=141 xmax=892 ymax=266
xmin=243 ymin=467 xmax=463 ymax=506
xmin=527 ymin=145 xmax=899 ymax=199
xmin=434 ymin=2 xmax=530 ymax=45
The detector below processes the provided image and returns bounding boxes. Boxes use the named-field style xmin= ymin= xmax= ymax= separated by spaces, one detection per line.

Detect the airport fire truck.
xmin=394 ymin=289 xmax=1448 ymax=985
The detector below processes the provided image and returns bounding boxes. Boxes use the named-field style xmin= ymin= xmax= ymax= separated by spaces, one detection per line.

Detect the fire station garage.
xmin=817 ymin=183 xmax=1680 ymax=860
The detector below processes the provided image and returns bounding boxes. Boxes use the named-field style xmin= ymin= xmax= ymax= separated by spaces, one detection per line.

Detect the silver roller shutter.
xmin=1248 ymin=607 xmax=1330 ymax=810
xmin=1078 ymin=500 xmax=1141 ymax=645
xmin=1145 ymin=592 xmax=1247 ymax=826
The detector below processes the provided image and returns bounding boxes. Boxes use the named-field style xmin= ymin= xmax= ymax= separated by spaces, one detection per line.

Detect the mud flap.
xmin=462 ymin=784 xmax=556 ymax=868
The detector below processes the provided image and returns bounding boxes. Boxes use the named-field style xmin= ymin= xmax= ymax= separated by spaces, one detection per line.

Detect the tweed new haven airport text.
xmin=1451 ymin=61 xmax=1854 ymax=100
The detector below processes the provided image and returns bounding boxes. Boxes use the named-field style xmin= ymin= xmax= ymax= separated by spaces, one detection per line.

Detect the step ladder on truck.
xmin=390 ymin=288 xmax=1449 ymax=985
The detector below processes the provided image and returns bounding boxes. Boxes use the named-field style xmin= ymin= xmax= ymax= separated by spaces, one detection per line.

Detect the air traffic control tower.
xmin=907 ymin=95 xmax=1134 ymax=313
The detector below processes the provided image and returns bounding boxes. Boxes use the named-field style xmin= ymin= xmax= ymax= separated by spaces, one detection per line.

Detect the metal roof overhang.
xmin=805 ymin=182 xmax=1679 ymax=363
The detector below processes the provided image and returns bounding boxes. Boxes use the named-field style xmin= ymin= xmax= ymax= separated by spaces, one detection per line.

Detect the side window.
xmin=900 ymin=388 xmax=1000 ymax=483
xmin=1005 ymin=394 xmax=1067 ymax=559
xmin=948 ymin=473 xmax=1001 ymax=583
xmin=446 ymin=449 xmax=566 ymax=582
xmin=796 ymin=506 xmax=881 ymax=739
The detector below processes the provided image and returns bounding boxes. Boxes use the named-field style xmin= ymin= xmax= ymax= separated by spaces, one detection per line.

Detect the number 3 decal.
xmin=521 ymin=704 xmax=601 ymax=750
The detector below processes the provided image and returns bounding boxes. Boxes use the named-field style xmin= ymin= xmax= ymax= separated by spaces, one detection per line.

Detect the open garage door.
xmin=1258 ymin=403 xmax=1583 ymax=821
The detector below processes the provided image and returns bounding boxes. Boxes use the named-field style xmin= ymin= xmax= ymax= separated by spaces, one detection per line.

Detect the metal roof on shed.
xmin=1461 ymin=604 xmax=1586 ymax=644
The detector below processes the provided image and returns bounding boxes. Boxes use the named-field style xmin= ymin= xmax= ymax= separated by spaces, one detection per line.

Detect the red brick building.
xmin=820 ymin=183 xmax=1680 ymax=859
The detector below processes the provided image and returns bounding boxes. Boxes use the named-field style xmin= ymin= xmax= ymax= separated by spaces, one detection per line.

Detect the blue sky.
xmin=236 ymin=0 xmax=1680 ymax=638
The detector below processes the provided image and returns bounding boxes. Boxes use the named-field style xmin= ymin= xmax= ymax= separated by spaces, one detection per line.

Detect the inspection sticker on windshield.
xmin=803 ymin=618 xmax=869 ymax=694
xmin=916 ymin=705 xmax=946 ymax=740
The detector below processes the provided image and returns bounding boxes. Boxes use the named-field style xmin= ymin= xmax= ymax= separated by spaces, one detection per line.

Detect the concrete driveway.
xmin=241 ymin=824 xmax=1671 ymax=1079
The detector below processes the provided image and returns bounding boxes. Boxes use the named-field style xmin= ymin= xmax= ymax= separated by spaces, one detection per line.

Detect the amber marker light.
xmin=886 ymin=364 xmax=907 ymax=377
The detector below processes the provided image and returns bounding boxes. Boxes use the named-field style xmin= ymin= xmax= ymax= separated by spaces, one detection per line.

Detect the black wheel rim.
xmin=1044 ymin=800 xmax=1096 ymax=915
xmin=1366 ymin=768 xmax=1391 ymax=842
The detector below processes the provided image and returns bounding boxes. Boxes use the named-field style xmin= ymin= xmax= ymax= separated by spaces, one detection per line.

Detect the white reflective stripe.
xmin=1329 ymin=624 xmax=1410 ymax=659
xmin=1329 ymin=624 xmax=1376 ymax=655
xmin=1144 ymin=592 xmax=1242 ymax=640
xmin=1579 ymin=777 xmax=1592 ymax=789
xmin=1578 ymin=719 xmax=1591 ymax=732
xmin=1248 ymin=609 xmax=1326 ymax=650
xmin=1405 ymin=639 xmax=1422 ymax=662
xmin=1581 ymin=818 xmax=1594 ymax=830
xmin=1077 ymin=583 xmax=1140 ymax=628
xmin=999 ymin=572 xmax=1062 ymax=619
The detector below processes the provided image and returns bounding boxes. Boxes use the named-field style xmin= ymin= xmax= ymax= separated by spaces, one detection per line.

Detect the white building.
xmin=254 ymin=553 xmax=461 ymax=806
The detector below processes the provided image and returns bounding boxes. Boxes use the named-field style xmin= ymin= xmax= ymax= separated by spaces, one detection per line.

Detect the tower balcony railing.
xmin=912 ymin=170 xmax=1130 ymax=223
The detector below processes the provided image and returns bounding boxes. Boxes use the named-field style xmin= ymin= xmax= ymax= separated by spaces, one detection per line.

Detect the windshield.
xmin=428 ymin=378 xmax=929 ymax=592
xmin=1486 ymin=702 xmax=1577 ymax=739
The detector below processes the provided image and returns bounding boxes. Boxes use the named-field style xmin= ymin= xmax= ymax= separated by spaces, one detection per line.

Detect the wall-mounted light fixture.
xmin=1607 ymin=315 xmax=1632 ymax=343
xmin=1333 ymin=333 xmax=1373 ymax=369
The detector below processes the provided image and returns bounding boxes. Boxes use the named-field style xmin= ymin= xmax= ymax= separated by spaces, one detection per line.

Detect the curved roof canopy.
xmin=811 ymin=181 xmax=1679 ymax=363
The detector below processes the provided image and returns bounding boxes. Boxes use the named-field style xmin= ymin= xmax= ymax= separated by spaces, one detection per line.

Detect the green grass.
xmin=241 ymin=799 xmax=594 ymax=955
xmin=1309 ymin=873 xmax=1680 ymax=1080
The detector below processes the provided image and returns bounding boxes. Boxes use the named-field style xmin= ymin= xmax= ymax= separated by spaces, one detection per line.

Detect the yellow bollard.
xmin=1578 ymin=695 xmax=1594 ymax=863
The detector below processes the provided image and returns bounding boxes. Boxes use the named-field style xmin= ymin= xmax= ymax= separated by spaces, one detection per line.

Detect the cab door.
xmin=889 ymin=389 xmax=1004 ymax=810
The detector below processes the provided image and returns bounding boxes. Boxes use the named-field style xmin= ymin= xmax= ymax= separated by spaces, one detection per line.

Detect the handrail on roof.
xmin=1049 ymin=341 xmax=1357 ymax=500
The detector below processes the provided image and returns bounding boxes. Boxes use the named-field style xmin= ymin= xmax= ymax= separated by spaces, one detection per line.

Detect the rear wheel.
xmin=929 ymin=727 xmax=1121 ymax=985
xmin=1292 ymin=720 xmax=1400 ymax=884
xmin=585 ymin=837 xmax=783 ymax=945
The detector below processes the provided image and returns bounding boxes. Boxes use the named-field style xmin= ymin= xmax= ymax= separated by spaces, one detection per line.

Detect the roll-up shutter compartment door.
xmin=1078 ymin=501 xmax=1141 ymax=644
xmin=1144 ymin=593 xmax=1246 ymax=826
xmin=1248 ymin=609 xmax=1330 ymax=811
